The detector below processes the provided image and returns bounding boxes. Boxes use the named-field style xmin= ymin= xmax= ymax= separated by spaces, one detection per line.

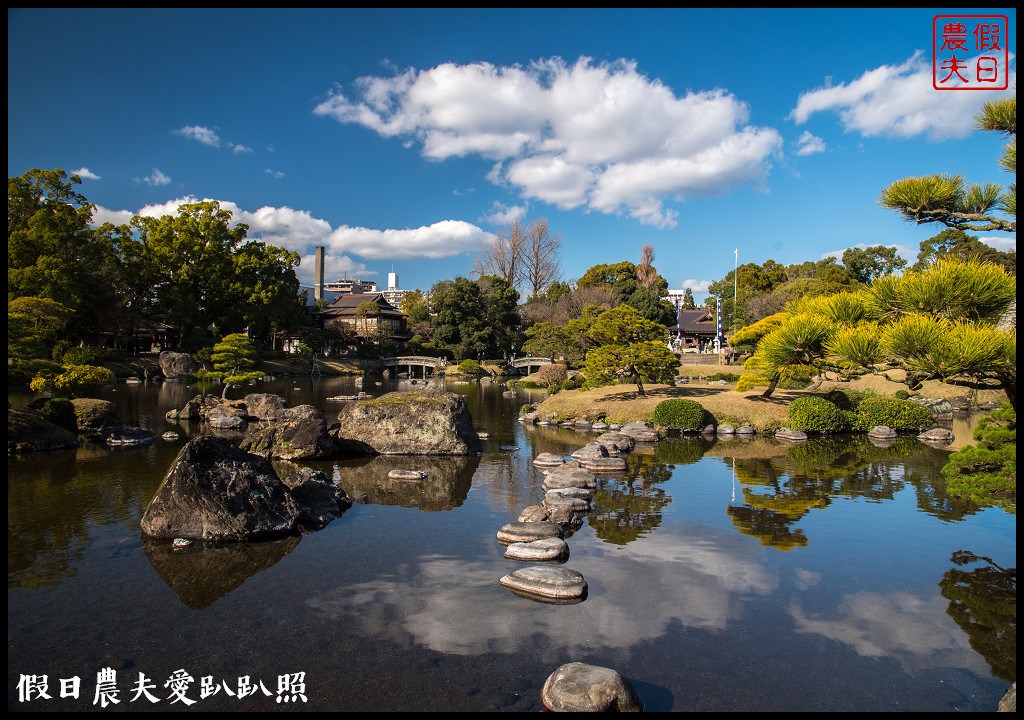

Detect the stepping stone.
xmin=867 ymin=426 xmax=897 ymax=439
xmin=387 ymin=469 xmax=427 ymax=480
xmin=543 ymin=495 xmax=591 ymax=512
xmin=578 ymin=456 xmax=628 ymax=472
xmin=518 ymin=505 xmax=549 ymax=522
xmin=541 ymin=662 xmax=643 ymax=712
xmin=572 ymin=442 xmax=610 ymax=460
xmin=496 ymin=521 xmax=564 ymax=546
xmin=918 ymin=428 xmax=954 ymax=446
xmin=736 ymin=426 xmax=756 ymax=435
xmin=595 ymin=431 xmax=635 ymax=452
xmin=504 ymin=537 xmax=569 ymax=562
xmin=544 ymin=486 xmax=594 ymax=502
xmin=533 ymin=452 xmax=567 ymax=467
xmin=499 ymin=566 xmax=587 ymax=603
xmin=542 ymin=468 xmax=597 ymax=490
xmin=717 ymin=424 xmax=736 ymax=435
xmin=775 ymin=428 xmax=807 ymax=442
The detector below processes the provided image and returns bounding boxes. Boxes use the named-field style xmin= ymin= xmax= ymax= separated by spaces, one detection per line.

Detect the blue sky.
xmin=8 ymin=8 xmax=1016 ymax=302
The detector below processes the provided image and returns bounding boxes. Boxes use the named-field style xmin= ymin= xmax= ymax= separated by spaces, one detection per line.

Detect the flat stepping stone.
xmin=572 ymin=443 xmax=610 ymax=460
xmin=543 ymin=495 xmax=591 ymax=512
xmin=542 ymin=468 xmax=597 ymax=489
xmin=542 ymin=662 xmax=643 ymax=712
xmin=496 ymin=521 xmax=564 ymax=546
xmin=533 ymin=452 xmax=567 ymax=467
xmin=736 ymin=426 xmax=756 ymax=435
xmin=578 ymin=456 xmax=628 ymax=472
xmin=387 ymin=469 xmax=427 ymax=480
xmin=717 ymin=424 xmax=736 ymax=435
xmin=504 ymin=537 xmax=570 ymax=562
xmin=499 ymin=566 xmax=587 ymax=603
xmin=867 ymin=426 xmax=897 ymax=439
xmin=544 ymin=486 xmax=594 ymax=501
xmin=775 ymin=428 xmax=807 ymax=442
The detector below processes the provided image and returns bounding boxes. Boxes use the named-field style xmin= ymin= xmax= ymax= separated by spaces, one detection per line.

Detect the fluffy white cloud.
xmin=478 ymin=201 xmax=526 ymax=226
xmin=92 ymin=196 xmax=487 ymax=283
xmin=795 ymin=131 xmax=826 ymax=156
xmin=230 ymin=143 xmax=253 ymax=154
xmin=981 ymin=235 xmax=1016 ymax=251
xmin=73 ymin=167 xmax=101 ymax=180
xmin=791 ymin=51 xmax=1016 ymax=140
xmin=139 ymin=168 xmax=171 ymax=186
xmin=681 ymin=278 xmax=712 ymax=293
xmin=175 ymin=124 xmax=221 ymax=147
xmin=326 ymin=220 xmax=492 ymax=260
xmin=316 ymin=57 xmax=782 ymax=228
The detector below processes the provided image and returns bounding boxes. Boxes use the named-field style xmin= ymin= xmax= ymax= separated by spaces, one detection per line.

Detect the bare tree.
xmin=474 ymin=216 xmax=525 ymax=288
xmin=523 ymin=218 xmax=562 ymax=300
xmin=636 ymin=244 xmax=659 ymax=292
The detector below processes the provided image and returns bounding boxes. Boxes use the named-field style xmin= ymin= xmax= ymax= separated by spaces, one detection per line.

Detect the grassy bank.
xmin=530 ymin=373 xmax=1008 ymax=432
xmin=99 ymin=354 xmax=372 ymax=380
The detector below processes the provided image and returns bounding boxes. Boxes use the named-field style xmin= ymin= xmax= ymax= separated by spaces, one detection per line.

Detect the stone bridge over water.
xmin=510 ymin=356 xmax=555 ymax=375
xmin=380 ymin=356 xmax=447 ymax=378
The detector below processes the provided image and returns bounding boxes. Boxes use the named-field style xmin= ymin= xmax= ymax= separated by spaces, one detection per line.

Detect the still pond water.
xmin=7 ymin=376 xmax=1016 ymax=711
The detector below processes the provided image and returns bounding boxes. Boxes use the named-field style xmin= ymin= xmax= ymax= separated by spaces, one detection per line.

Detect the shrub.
xmin=39 ymin=398 xmax=77 ymax=433
xmin=788 ymin=396 xmax=848 ymax=433
xmin=457 ymin=359 xmax=484 ymax=376
xmin=736 ymin=374 xmax=770 ymax=392
xmin=942 ymin=403 xmax=1015 ymax=512
xmin=895 ymin=389 xmax=910 ymax=399
xmin=707 ymin=372 xmax=740 ymax=382
xmin=536 ymin=363 xmax=568 ymax=387
xmin=823 ymin=389 xmax=855 ymax=411
xmin=560 ymin=374 xmax=585 ymax=391
xmin=652 ymin=399 xmax=707 ymax=431
xmin=854 ymin=396 xmax=933 ymax=431
xmin=59 ymin=346 xmax=103 ymax=366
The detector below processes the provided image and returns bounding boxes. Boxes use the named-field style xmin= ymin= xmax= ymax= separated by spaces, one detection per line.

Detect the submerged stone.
xmin=541 ymin=662 xmax=643 ymax=712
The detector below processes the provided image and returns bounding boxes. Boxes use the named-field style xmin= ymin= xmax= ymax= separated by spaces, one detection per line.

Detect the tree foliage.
xmin=942 ymin=403 xmax=1015 ymax=513
xmin=842 ymin=245 xmax=908 ymax=284
xmin=582 ymin=304 xmax=677 ymax=396
xmin=879 ymin=97 xmax=1015 ymax=232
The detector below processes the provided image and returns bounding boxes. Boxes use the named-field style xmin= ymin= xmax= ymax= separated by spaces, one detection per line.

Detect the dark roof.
xmin=321 ymin=293 xmax=403 ymax=316
xmin=671 ymin=308 xmax=717 ymax=334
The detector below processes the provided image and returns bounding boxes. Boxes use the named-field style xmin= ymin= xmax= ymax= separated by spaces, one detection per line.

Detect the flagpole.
xmin=733 ymin=248 xmax=738 ymax=332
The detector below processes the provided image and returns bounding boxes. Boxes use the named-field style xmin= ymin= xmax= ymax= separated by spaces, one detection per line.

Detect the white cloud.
xmin=139 ymin=168 xmax=171 ymax=186
xmin=681 ymin=279 xmax=711 ymax=293
xmin=326 ymin=220 xmax=492 ymax=260
xmin=175 ymin=124 xmax=221 ymax=147
xmin=91 ymin=207 xmax=133 ymax=226
xmin=73 ymin=167 xmax=101 ymax=180
xmin=791 ymin=51 xmax=1017 ymax=140
xmin=315 ymin=57 xmax=783 ymax=228
xmin=795 ymin=131 xmax=826 ymax=156
xmin=478 ymin=201 xmax=526 ymax=226
xmin=91 ymin=196 xmax=488 ymax=283
xmin=230 ymin=143 xmax=254 ymax=154
xmin=980 ymin=235 xmax=1016 ymax=252
xmin=265 ymin=168 xmax=285 ymax=179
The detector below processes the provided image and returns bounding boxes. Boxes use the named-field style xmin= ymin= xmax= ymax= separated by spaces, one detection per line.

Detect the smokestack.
xmin=314 ymin=246 xmax=325 ymax=301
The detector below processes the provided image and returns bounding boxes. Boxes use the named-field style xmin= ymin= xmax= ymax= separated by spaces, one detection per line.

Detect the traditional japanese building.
xmin=669 ymin=307 xmax=719 ymax=352
xmin=319 ymin=292 xmax=409 ymax=341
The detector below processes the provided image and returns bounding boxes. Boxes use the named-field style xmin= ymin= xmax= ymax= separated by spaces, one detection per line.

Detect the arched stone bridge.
xmin=510 ymin=356 xmax=555 ymax=374
xmin=380 ymin=356 xmax=448 ymax=378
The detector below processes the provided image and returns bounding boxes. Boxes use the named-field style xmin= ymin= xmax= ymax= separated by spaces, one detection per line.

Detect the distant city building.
xmin=381 ymin=271 xmax=409 ymax=308
xmin=323 ymin=278 xmax=379 ymax=295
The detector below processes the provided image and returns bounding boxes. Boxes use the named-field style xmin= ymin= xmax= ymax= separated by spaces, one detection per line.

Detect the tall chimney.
xmin=314 ymin=246 xmax=325 ymax=301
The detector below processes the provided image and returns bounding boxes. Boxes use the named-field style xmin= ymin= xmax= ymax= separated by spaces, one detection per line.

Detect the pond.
xmin=7 ymin=376 xmax=1016 ymax=711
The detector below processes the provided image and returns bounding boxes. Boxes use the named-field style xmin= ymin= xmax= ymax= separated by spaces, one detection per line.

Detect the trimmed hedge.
xmin=788 ymin=396 xmax=847 ymax=433
xmin=652 ymin=399 xmax=707 ymax=431
xmin=852 ymin=396 xmax=933 ymax=431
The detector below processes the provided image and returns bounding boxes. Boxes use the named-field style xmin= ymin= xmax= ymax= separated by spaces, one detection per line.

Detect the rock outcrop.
xmin=541 ymin=662 xmax=643 ymax=712
xmin=239 ymin=404 xmax=336 ymax=460
xmin=140 ymin=436 xmax=301 ymax=542
xmin=7 ymin=407 xmax=80 ymax=453
xmin=158 ymin=351 xmax=198 ymax=379
xmin=333 ymin=390 xmax=482 ymax=455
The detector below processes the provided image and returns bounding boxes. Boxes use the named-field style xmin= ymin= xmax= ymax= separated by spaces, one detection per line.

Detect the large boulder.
xmin=279 ymin=465 xmax=351 ymax=530
xmin=7 ymin=407 xmax=80 ymax=453
xmin=159 ymin=351 xmax=198 ymax=379
xmin=71 ymin=398 xmax=122 ymax=440
xmin=333 ymin=390 xmax=482 ymax=455
xmin=239 ymin=404 xmax=336 ymax=460
xmin=243 ymin=393 xmax=287 ymax=421
xmin=140 ymin=436 xmax=300 ymax=542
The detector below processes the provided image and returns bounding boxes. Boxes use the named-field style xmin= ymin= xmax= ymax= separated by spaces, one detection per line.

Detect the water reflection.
xmin=940 ymin=551 xmax=1017 ymax=682
xmin=143 ymin=536 xmax=301 ymax=609
xmin=589 ymin=453 xmax=674 ymax=546
xmin=312 ymin=455 xmax=479 ymax=511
